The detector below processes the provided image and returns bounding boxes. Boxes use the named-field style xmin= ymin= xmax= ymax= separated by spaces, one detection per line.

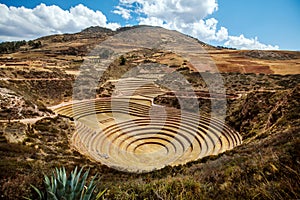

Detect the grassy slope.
xmin=0 ymin=27 xmax=299 ymax=199
xmin=0 ymin=84 xmax=299 ymax=200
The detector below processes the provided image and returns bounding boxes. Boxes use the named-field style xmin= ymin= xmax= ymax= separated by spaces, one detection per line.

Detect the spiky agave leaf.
xmin=22 ymin=184 xmax=44 ymax=200
xmin=50 ymin=174 xmax=57 ymax=194
xmin=27 ymin=166 xmax=106 ymax=200
xmin=80 ymin=174 xmax=98 ymax=200
xmin=44 ymin=174 xmax=51 ymax=191
xmin=55 ymin=167 xmax=66 ymax=188
xmin=82 ymin=185 xmax=97 ymax=200
xmin=70 ymin=167 xmax=78 ymax=190
xmin=73 ymin=167 xmax=85 ymax=198
xmin=76 ymin=168 xmax=90 ymax=197
xmin=56 ymin=177 xmax=65 ymax=197
xmin=65 ymin=171 xmax=75 ymax=200
xmin=47 ymin=191 xmax=59 ymax=200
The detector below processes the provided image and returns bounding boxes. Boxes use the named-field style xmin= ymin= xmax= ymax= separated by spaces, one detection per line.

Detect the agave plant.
xmin=26 ymin=166 xmax=106 ymax=200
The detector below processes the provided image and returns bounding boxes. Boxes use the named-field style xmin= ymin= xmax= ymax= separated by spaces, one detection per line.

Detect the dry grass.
xmin=0 ymin=26 xmax=300 ymax=199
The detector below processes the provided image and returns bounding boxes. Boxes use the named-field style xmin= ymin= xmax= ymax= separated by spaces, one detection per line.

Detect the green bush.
xmin=26 ymin=166 xmax=106 ymax=200
xmin=0 ymin=40 xmax=26 ymax=53
xmin=119 ymin=55 xmax=126 ymax=65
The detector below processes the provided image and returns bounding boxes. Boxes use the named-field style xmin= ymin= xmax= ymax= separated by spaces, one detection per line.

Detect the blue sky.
xmin=210 ymin=0 xmax=300 ymax=50
xmin=0 ymin=0 xmax=299 ymax=50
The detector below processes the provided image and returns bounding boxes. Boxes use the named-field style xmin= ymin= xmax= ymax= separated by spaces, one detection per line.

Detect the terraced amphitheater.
xmin=52 ymin=76 xmax=242 ymax=173
xmin=48 ymin=27 xmax=243 ymax=173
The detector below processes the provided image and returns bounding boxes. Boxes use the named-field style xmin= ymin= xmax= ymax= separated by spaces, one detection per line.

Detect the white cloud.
xmin=216 ymin=27 xmax=229 ymax=42
xmin=117 ymin=0 xmax=279 ymax=50
xmin=120 ymin=0 xmax=218 ymax=23
xmin=0 ymin=3 xmax=120 ymax=41
xmin=186 ymin=18 xmax=228 ymax=42
xmin=113 ymin=6 xmax=131 ymax=20
xmin=225 ymin=35 xmax=279 ymax=50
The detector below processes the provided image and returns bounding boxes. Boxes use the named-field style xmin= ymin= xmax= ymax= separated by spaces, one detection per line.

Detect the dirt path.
xmin=0 ymin=115 xmax=57 ymax=124
xmin=0 ymin=78 xmax=73 ymax=81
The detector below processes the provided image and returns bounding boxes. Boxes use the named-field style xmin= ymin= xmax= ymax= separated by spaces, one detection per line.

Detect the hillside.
xmin=0 ymin=25 xmax=299 ymax=199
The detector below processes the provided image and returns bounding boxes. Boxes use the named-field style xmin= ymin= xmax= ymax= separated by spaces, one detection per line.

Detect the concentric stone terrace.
xmin=51 ymin=27 xmax=242 ymax=172
xmin=53 ymin=81 xmax=242 ymax=172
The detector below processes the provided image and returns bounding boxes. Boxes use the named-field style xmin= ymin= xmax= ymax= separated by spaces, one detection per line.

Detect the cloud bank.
xmin=0 ymin=3 xmax=120 ymax=41
xmin=115 ymin=0 xmax=279 ymax=50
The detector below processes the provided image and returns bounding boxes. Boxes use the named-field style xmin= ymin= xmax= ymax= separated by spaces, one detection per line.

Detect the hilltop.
xmin=0 ymin=25 xmax=299 ymax=199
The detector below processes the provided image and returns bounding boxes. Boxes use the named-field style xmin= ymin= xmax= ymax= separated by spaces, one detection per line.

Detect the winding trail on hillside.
xmin=0 ymin=115 xmax=56 ymax=124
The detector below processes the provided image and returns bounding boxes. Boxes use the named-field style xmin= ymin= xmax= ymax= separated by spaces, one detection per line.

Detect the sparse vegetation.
xmin=28 ymin=40 xmax=42 ymax=49
xmin=0 ymin=25 xmax=299 ymax=199
xmin=0 ymin=40 xmax=26 ymax=53
xmin=216 ymin=45 xmax=237 ymax=50
xmin=0 ymin=40 xmax=43 ymax=54
xmin=119 ymin=55 xmax=126 ymax=65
